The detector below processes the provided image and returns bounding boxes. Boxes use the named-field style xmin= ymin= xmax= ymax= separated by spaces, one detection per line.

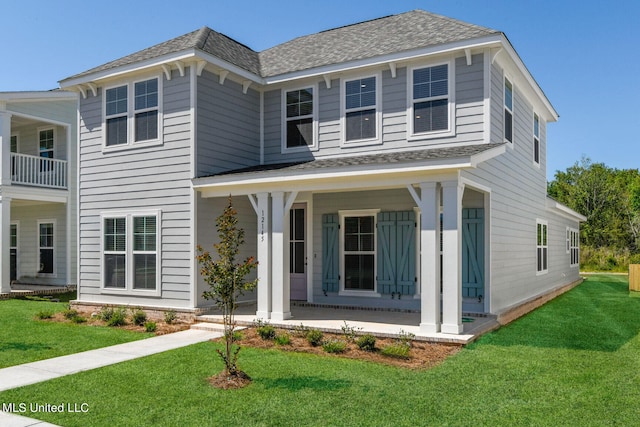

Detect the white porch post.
xmin=270 ymin=191 xmax=293 ymax=321
xmin=0 ymin=196 xmax=11 ymax=294
xmin=249 ymin=193 xmax=271 ymax=320
xmin=441 ymin=180 xmax=464 ymax=334
xmin=417 ymin=183 xmax=441 ymax=333
xmin=0 ymin=110 xmax=11 ymax=186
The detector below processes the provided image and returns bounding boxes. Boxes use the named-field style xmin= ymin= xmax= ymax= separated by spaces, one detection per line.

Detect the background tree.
xmin=196 ymin=197 xmax=258 ymax=386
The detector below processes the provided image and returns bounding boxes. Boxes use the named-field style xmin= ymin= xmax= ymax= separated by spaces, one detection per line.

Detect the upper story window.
xmin=411 ymin=64 xmax=449 ymax=134
xmin=344 ymin=76 xmax=378 ymax=143
xmin=39 ymin=129 xmax=54 ymax=159
xmin=284 ymin=87 xmax=315 ymax=150
xmin=10 ymin=135 xmax=18 ymax=153
xmin=533 ymin=113 xmax=540 ymax=165
xmin=504 ymin=77 xmax=513 ymax=144
xmin=104 ymin=77 xmax=161 ymax=149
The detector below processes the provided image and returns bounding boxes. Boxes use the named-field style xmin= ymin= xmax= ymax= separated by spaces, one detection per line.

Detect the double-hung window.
xmin=536 ymin=220 xmax=548 ymax=274
xmin=105 ymin=77 xmax=160 ymax=148
xmin=38 ymin=221 xmax=55 ymax=275
xmin=103 ymin=212 xmax=159 ymax=293
xmin=341 ymin=213 xmax=376 ymax=292
xmin=39 ymin=128 xmax=54 ymax=171
xmin=533 ymin=113 xmax=540 ymax=165
xmin=504 ymin=77 xmax=514 ymax=144
xmin=568 ymin=228 xmax=579 ymax=267
xmin=344 ymin=76 xmax=378 ymax=142
xmin=284 ymin=87 xmax=315 ymax=149
xmin=411 ymin=64 xmax=450 ymax=134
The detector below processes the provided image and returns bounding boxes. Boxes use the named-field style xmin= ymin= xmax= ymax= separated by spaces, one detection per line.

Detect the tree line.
xmin=547 ymin=157 xmax=640 ymax=270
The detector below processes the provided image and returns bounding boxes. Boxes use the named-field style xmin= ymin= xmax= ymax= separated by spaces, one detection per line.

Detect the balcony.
xmin=10 ymin=153 xmax=68 ymax=189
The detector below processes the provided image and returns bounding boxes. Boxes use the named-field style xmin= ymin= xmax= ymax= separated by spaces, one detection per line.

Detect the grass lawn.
xmin=2 ymin=275 xmax=640 ymax=426
xmin=0 ymin=292 xmax=152 ymax=368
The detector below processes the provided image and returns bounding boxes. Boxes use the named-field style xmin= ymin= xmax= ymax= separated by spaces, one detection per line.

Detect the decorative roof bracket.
xmin=219 ymin=70 xmax=229 ymax=85
xmin=196 ymin=60 xmax=207 ymax=76
xmin=161 ymin=64 xmax=172 ymax=81
xmin=323 ymin=74 xmax=331 ymax=89
xmin=174 ymin=61 xmax=185 ymax=77
xmin=389 ymin=62 xmax=397 ymax=78
xmin=242 ymin=80 xmax=252 ymax=94
xmin=465 ymin=48 xmax=472 ymax=66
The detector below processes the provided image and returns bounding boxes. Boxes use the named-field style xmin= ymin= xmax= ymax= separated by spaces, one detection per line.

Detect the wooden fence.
xmin=630 ymin=264 xmax=640 ymax=292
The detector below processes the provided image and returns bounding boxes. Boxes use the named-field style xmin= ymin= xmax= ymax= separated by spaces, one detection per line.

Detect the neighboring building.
xmin=59 ymin=10 xmax=584 ymax=334
xmin=0 ymin=91 xmax=79 ymax=293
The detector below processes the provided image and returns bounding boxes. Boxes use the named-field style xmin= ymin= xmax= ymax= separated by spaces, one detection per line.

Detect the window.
xmin=536 ymin=220 xmax=548 ymax=274
xmin=284 ymin=87 xmax=315 ymax=149
xmin=10 ymin=135 xmax=18 ymax=153
xmin=104 ymin=77 xmax=160 ymax=148
xmin=533 ymin=113 xmax=540 ymax=165
xmin=569 ymin=228 xmax=579 ymax=267
xmin=411 ymin=64 xmax=449 ymax=134
xmin=38 ymin=221 xmax=55 ymax=275
xmin=344 ymin=76 xmax=378 ymax=142
xmin=504 ymin=77 xmax=513 ymax=144
xmin=342 ymin=214 xmax=376 ymax=291
xmin=39 ymin=129 xmax=54 ymax=158
xmin=102 ymin=212 xmax=159 ymax=292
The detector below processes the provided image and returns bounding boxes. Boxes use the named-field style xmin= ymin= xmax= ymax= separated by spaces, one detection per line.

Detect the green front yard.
xmin=0 ymin=293 xmax=151 ymax=368
xmin=2 ymin=275 xmax=640 ymax=426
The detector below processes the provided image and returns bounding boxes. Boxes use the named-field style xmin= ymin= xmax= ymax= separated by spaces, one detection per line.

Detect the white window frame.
xmin=281 ymin=84 xmax=318 ymax=153
xmin=37 ymin=126 xmax=55 ymax=159
xmin=504 ymin=75 xmax=514 ymax=146
xmin=100 ymin=210 xmax=161 ymax=296
xmin=338 ymin=209 xmax=381 ymax=297
xmin=341 ymin=72 xmax=382 ymax=146
xmin=536 ymin=219 xmax=548 ymax=275
xmin=37 ymin=219 xmax=56 ymax=277
xmin=533 ymin=112 xmax=540 ymax=167
xmin=569 ymin=227 xmax=579 ymax=268
xmin=102 ymin=74 xmax=163 ymax=152
xmin=408 ymin=59 xmax=455 ymax=140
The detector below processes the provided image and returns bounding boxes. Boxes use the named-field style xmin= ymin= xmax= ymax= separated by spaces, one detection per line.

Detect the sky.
xmin=1 ymin=0 xmax=638 ymax=180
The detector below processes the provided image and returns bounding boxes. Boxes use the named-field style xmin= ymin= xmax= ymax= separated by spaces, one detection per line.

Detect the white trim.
xmin=37 ymin=219 xmax=57 ymax=278
xmin=100 ymin=210 xmax=162 ymax=297
xmin=281 ymin=83 xmax=319 ymax=153
xmin=340 ymin=72 xmax=382 ymax=146
xmin=189 ymin=62 xmax=197 ymax=309
xmin=102 ymin=73 xmax=164 ymax=152
xmin=545 ymin=198 xmax=587 ymax=222
xmin=407 ymin=58 xmax=455 ymax=140
xmin=338 ymin=209 xmax=381 ymax=297
xmin=483 ymin=48 xmax=492 ymax=144
xmin=0 ymin=91 xmax=78 ymax=102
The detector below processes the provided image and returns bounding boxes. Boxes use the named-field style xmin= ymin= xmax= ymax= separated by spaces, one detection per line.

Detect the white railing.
xmin=10 ymin=153 xmax=68 ymax=189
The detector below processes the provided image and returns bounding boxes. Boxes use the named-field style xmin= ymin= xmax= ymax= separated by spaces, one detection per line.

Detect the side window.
xmin=412 ymin=64 xmax=449 ymax=134
xmin=533 ymin=113 xmax=540 ymax=165
xmin=105 ymin=85 xmax=128 ymax=146
xmin=504 ymin=77 xmax=513 ymax=144
xmin=536 ymin=220 xmax=548 ymax=274
xmin=344 ymin=76 xmax=377 ymax=142
xmin=284 ymin=88 xmax=314 ymax=149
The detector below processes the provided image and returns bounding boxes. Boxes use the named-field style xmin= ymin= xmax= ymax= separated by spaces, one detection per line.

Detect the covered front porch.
xmin=193 ymin=145 xmax=503 ymax=335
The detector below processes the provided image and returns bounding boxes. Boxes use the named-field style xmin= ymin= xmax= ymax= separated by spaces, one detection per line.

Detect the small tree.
xmin=196 ymin=197 xmax=257 ymax=384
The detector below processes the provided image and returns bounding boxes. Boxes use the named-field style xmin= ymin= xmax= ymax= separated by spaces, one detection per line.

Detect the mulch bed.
xmin=216 ymin=327 xmax=461 ymax=370
xmin=42 ymin=310 xmax=191 ymax=335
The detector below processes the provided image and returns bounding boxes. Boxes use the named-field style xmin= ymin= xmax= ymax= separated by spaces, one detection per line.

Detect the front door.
xmin=10 ymin=223 xmax=17 ymax=282
xmin=462 ymin=208 xmax=485 ymax=312
xmin=289 ymin=204 xmax=307 ymax=300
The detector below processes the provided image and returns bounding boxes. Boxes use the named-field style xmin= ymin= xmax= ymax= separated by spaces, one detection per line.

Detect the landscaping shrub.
xmin=35 ymin=310 xmax=54 ymax=320
xmin=274 ymin=333 xmax=291 ymax=346
xmin=71 ymin=315 xmax=87 ymax=324
xmin=106 ymin=308 xmax=127 ymax=327
xmin=306 ymin=329 xmax=324 ymax=347
xmin=292 ymin=323 xmax=309 ymax=337
xmin=380 ymin=343 xmax=410 ymax=359
xmin=322 ymin=339 xmax=347 ymax=354
xmin=341 ymin=321 xmax=362 ymax=343
xmin=144 ymin=321 xmax=157 ymax=333
xmin=257 ymin=324 xmax=276 ymax=340
xmin=356 ymin=334 xmax=377 ymax=352
xmin=63 ymin=307 xmax=79 ymax=320
xmin=99 ymin=307 xmax=114 ymax=322
xmin=164 ymin=309 xmax=177 ymax=324
xmin=131 ymin=309 xmax=147 ymax=326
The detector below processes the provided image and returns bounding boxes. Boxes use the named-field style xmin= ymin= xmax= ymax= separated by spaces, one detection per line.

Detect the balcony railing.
xmin=10 ymin=153 xmax=68 ymax=189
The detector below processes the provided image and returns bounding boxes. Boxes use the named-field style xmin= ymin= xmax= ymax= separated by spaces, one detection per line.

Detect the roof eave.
xmin=546 ymin=197 xmax=587 ymax=222
xmin=0 ymin=91 xmax=78 ymax=102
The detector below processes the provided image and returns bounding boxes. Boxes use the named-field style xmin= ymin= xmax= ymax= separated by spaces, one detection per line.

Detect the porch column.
xmin=270 ymin=191 xmax=293 ymax=321
xmin=418 ymin=183 xmax=441 ymax=333
xmin=0 ymin=196 xmax=11 ymax=294
xmin=441 ymin=180 xmax=464 ymax=334
xmin=0 ymin=110 xmax=11 ymax=186
xmin=249 ymin=193 xmax=271 ymax=320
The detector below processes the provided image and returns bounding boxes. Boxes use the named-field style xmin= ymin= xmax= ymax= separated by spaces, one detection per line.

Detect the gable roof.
xmin=61 ymin=10 xmax=498 ymax=84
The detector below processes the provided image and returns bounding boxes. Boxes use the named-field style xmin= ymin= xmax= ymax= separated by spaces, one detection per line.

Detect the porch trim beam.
xmin=0 ymin=196 xmax=11 ymax=294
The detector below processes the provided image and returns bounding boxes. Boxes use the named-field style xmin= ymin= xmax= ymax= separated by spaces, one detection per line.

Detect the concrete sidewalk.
xmin=0 ymin=328 xmax=223 ymax=426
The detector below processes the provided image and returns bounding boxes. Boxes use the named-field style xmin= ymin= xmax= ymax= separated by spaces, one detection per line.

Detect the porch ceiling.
xmin=194 ymin=143 xmax=506 ymax=197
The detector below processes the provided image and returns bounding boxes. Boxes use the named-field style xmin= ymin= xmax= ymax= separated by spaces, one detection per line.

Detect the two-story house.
xmin=0 ymin=91 xmax=78 ymax=294
xmin=59 ymin=10 xmax=584 ymax=335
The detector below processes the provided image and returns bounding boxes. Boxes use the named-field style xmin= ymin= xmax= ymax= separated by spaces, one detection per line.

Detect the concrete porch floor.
xmin=196 ymin=302 xmax=500 ymax=345
xmin=0 ymin=283 xmax=75 ymax=299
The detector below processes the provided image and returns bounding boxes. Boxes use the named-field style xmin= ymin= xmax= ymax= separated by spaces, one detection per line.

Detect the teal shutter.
xmin=377 ymin=211 xmax=416 ymax=296
xmin=322 ymin=214 xmax=339 ymax=293
xmin=377 ymin=212 xmax=397 ymax=294
xmin=462 ymin=208 xmax=484 ymax=298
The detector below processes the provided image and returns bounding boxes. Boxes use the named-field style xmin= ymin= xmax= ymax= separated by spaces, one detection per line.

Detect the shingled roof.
xmin=62 ymin=10 xmax=499 ymax=83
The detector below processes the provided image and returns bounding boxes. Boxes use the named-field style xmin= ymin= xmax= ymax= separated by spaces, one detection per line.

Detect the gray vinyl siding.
xmin=10 ymin=203 xmax=68 ymax=285
xmin=77 ymin=69 xmax=193 ymax=308
xmin=263 ymin=53 xmax=486 ymax=164
xmin=196 ymin=70 xmax=260 ymax=177
xmin=461 ymin=61 xmax=578 ymax=314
